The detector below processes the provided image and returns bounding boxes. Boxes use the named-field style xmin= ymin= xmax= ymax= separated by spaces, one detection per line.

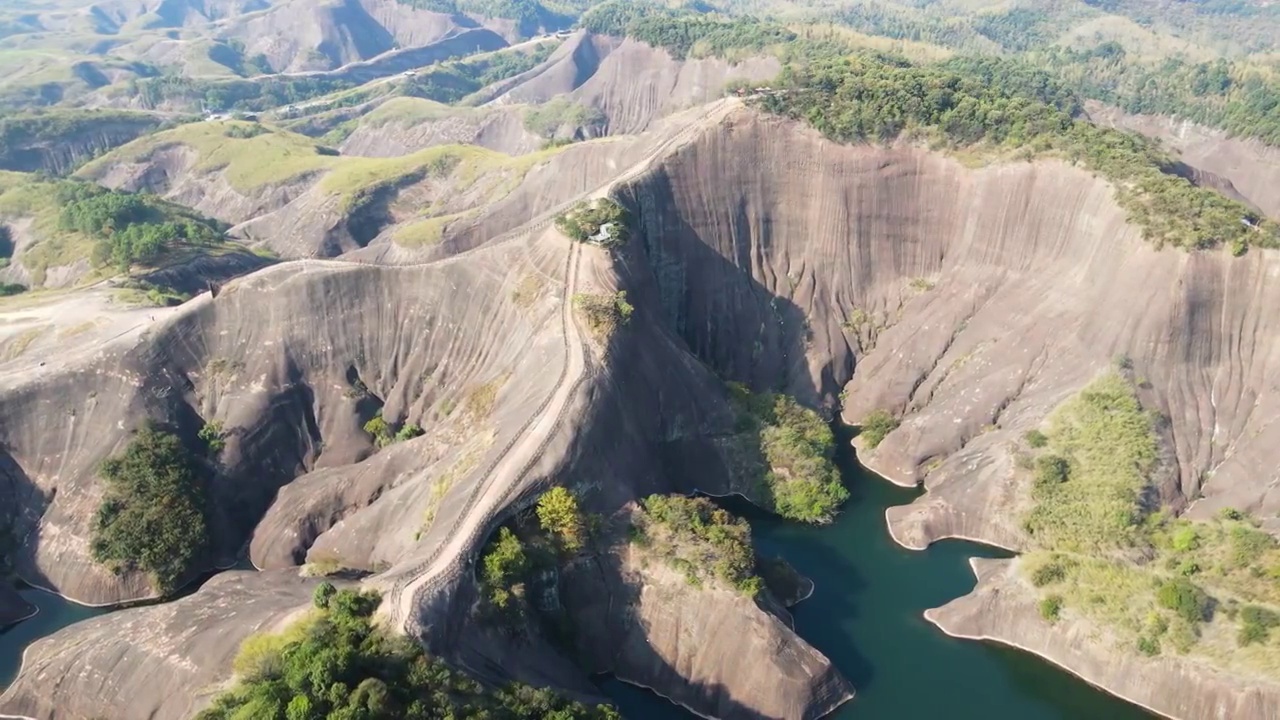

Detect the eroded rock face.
xmin=0 ymin=571 xmax=318 ymax=720
xmin=0 ymin=115 xmax=161 ymax=175
xmin=0 ymin=235 xmax=571 ymax=605
xmin=8 ymin=103 xmax=1280 ymax=719
xmin=928 ymin=559 xmax=1280 ymax=720
xmin=613 ymin=107 xmax=1280 ymax=717
xmin=489 ymin=33 xmax=780 ymax=136
xmin=618 ymin=109 xmax=1280 ymax=549
xmin=560 ymin=547 xmax=853 ymax=720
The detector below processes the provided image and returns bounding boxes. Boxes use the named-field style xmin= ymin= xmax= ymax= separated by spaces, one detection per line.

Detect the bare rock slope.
xmin=6 ymin=100 xmax=1280 ymax=719
xmin=0 ymin=571 xmax=318 ymax=720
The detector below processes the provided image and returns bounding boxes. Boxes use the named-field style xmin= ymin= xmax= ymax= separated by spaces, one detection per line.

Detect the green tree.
xmin=482 ymin=527 xmax=528 ymax=594
xmin=201 ymin=585 xmax=621 ymax=719
xmin=313 ymin=581 xmax=337 ymax=609
xmin=199 ymin=421 xmax=226 ymax=455
xmin=536 ymin=487 xmax=585 ymax=554
xmin=1156 ymin=577 xmax=1211 ymax=624
xmin=285 ymin=695 xmax=313 ymax=720
xmin=1034 ymin=455 xmax=1071 ymax=489
xmin=90 ymin=424 xmax=210 ymax=595
xmin=363 ymin=414 xmax=391 ymax=447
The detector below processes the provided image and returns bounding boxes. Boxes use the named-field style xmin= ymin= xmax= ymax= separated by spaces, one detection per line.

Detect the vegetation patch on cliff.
xmin=582 ymin=1 xmax=797 ymax=60
xmin=363 ymin=412 xmax=424 ymax=449
xmin=523 ymin=98 xmax=606 ymax=141
xmin=200 ymin=585 xmax=619 ymax=719
xmin=55 ymin=180 xmax=226 ymax=270
xmin=0 ymin=109 xmax=165 ymax=173
xmin=572 ymin=291 xmax=633 ymax=339
xmin=726 ymin=383 xmax=849 ymax=524
xmin=630 ymin=494 xmax=762 ymax=597
xmin=756 ymin=54 xmax=1279 ymax=253
xmin=478 ymin=487 xmax=593 ymax=619
xmin=1021 ymin=373 xmax=1280 ymax=675
xmin=1021 ymin=371 xmax=1157 ymax=552
xmin=555 ymin=198 xmax=630 ymax=247
xmin=398 ymin=41 xmax=559 ymax=105
xmin=78 ymin=121 xmax=337 ymax=192
xmin=0 ymin=173 xmax=229 ymax=285
xmin=857 ymin=409 xmax=899 ymax=449
xmin=90 ymin=424 xmax=211 ymax=596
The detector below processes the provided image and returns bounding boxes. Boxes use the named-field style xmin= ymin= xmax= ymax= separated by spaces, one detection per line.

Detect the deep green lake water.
xmin=601 ymin=427 xmax=1156 ymax=720
xmin=0 ymin=429 xmax=1155 ymax=718
xmin=0 ymin=586 xmax=105 ymax=690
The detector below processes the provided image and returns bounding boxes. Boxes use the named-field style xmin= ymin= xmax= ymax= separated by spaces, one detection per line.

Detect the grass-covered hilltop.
xmin=1019 ymin=368 xmax=1280 ymax=675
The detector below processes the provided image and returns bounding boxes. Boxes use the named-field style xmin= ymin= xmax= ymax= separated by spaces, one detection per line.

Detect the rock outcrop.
xmin=7 ymin=98 xmax=1280 ymax=719
xmin=0 ymin=571 xmax=319 ymax=720
xmin=0 ymin=113 xmax=161 ymax=175
xmin=488 ymin=32 xmax=781 ymax=136
xmin=929 ymin=558 xmax=1280 ymax=720
xmin=560 ymin=546 xmax=853 ymax=720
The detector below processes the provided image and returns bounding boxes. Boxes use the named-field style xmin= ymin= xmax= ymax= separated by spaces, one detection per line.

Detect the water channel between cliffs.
xmin=603 ymin=424 xmax=1156 ymax=720
xmin=0 ymin=424 xmax=1157 ymax=718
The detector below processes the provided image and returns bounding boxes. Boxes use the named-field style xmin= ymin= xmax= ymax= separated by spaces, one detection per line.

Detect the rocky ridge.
xmin=2 ymin=87 xmax=1280 ymax=720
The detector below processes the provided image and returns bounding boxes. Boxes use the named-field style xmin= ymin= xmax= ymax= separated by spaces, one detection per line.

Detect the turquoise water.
xmin=0 ymin=586 xmax=106 ymax=690
xmin=602 ymin=427 xmax=1155 ymax=719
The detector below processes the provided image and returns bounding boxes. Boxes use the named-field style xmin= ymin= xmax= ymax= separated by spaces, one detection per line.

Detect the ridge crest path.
xmin=387 ymin=239 xmax=584 ymax=631
xmin=370 ymin=100 xmax=742 ymax=633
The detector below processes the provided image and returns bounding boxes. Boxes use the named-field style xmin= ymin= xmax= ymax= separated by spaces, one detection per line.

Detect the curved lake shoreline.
xmin=2 ymin=431 xmax=1155 ymax=718
xmin=604 ymin=426 xmax=1155 ymax=719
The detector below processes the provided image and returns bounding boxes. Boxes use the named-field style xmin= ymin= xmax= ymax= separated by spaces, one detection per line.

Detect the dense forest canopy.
xmin=54 ymin=181 xmax=225 ymax=269
xmin=579 ymin=0 xmax=1280 ymax=148
xmin=90 ymin=424 xmax=211 ymax=595
xmin=756 ymin=53 xmax=1279 ymax=252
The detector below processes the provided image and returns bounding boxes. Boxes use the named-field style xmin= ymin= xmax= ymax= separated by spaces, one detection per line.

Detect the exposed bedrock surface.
xmin=486 ymin=33 xmax=780 ymax=136
xmin=616 ymin=109 xmax=1280 ymax=542
xmin=558 ymin=545 xmax=853 ymax=720
xmin=615 ymin=108 xmax=1280 ymax=716
xmin=0 ymin=571 xmax=319 ymax=720
xmin=6 ymin=105 xmax=1280 ymax=718
xmin=0 ymin=233 xmax=572 ymax=606
xmin=0 ymin=224 xmax=851 ymax=719
xmin=929 ymin=559 xmax=1280 ymax=720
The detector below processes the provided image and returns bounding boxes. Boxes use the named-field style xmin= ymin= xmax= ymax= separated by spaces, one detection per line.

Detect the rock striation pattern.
xmin=5 ymin=102 xmax=1280 ymax=719
xmin=0 ymin=571 xmax=318 ymax=720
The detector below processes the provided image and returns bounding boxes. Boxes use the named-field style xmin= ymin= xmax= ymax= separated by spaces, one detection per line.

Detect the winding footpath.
xmin=378 ymin=99 xmax=743 ymax=632
xmin=388 ymin=241 xmax=585 ymax=630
